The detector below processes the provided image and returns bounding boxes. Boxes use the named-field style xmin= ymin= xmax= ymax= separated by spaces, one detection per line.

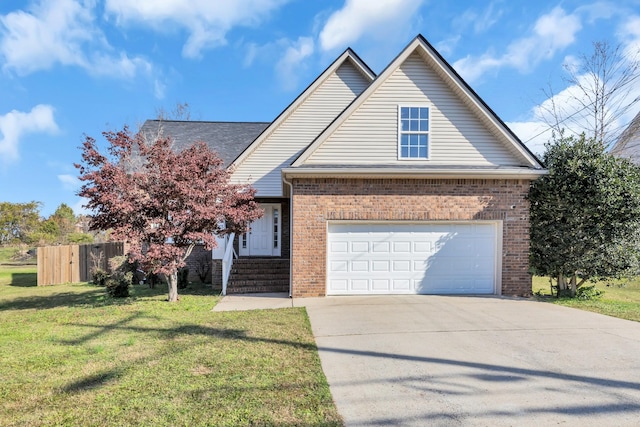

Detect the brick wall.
xmin=184 ymin=244 xmax=213 ymax=284
xmin=291 ymin=178 xmax=532 ymax=297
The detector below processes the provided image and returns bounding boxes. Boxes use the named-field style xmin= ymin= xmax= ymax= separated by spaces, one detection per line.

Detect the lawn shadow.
xmin=62 ymin=369 xmax=122 ymax=393
xmin=0 ymin=288 xmax=122 ymax=311
xmin=129 ymin=280 xmax=218 ymax=298
xmin=62 ymin=318 xmax=317 ymax=351
xmin=10 ymin=272 xmax=37 ymax=287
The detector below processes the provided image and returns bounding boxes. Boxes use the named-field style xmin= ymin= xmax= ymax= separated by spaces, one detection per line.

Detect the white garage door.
xmin=327 ymin=222 xmax=498 ymax=295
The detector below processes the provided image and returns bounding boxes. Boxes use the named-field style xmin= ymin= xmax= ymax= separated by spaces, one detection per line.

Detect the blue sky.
xmin=1 ymin=0 xmax=639 ymax=217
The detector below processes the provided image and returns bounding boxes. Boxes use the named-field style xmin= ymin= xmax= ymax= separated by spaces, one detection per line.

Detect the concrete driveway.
xmin=297 ymin=295 xmax=640 ymax=426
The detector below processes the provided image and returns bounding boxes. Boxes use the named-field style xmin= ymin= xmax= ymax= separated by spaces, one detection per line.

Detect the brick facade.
xmin=291 ymin=178 xmax=532 ymax=297
xmin=184 ymin=244 xmax=213 ymax=284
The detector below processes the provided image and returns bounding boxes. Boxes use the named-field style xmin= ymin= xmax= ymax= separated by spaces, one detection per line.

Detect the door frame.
xmin=239 ymin=203 xmax=282 ymax=257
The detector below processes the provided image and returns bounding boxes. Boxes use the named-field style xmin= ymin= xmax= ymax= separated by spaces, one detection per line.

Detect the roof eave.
xmin=282 ymin=167 xmax=548 ymax=180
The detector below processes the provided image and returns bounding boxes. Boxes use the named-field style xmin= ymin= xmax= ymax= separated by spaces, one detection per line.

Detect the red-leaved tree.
xmin=76 ymin=126 xmax=263 ymax=302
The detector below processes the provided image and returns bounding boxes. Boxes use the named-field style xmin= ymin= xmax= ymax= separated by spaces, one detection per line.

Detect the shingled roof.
xmin=611 ymin=111 xmax=640 ymax=164
xmin=139 ymin=120 xmax=270 ymax=167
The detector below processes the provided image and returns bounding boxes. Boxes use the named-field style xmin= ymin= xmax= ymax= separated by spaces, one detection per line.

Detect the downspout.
xmin=282 ymin=174 xmax=294 ymax=298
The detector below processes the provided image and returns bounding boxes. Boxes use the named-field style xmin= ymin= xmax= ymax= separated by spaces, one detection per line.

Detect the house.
xmin=141 ymin=35 xmax=546 ymax=297
xmin=611 ymin=110 xmax=640 ymax=163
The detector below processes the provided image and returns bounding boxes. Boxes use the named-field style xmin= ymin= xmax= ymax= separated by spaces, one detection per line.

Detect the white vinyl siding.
xmin=231 ymin=61 xmax=370 ymax=196
xmin=304 ymin=53 xmax=520 ymax=166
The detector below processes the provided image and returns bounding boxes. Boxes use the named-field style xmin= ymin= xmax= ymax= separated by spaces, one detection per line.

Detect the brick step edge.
xmin=226 ymin=286 xmax=289 ymax=294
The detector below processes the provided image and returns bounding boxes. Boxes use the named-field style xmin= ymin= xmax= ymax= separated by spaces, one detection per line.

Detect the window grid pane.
xmin=399 ymin=107 xmax=429 ymax=159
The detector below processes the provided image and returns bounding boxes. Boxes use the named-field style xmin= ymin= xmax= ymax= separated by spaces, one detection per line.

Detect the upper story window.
xmin=399 ymin=106 xmax=429 ymax=159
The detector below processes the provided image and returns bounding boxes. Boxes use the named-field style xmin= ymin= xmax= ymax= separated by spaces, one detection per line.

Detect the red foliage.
xmin=75 ymin=126 xmax=262 ymax=278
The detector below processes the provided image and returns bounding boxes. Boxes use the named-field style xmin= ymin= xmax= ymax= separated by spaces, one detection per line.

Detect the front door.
xmin=239 ymin=204 xmax=281 ymax=257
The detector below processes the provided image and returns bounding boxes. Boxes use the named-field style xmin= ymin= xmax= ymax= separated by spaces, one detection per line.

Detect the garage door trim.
xmin=325 ymin=220 xmax=503 ymax=296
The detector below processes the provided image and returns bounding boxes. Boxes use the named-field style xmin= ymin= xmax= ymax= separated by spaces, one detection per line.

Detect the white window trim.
xmin=397 ymin=105 xmax=430 ymax=161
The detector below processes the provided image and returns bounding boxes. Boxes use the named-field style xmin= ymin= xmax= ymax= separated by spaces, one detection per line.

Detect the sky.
xmin=1 ymin=0 xmax=640 ymax=217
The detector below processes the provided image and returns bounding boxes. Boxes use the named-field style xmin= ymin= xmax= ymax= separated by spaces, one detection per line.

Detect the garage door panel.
xmin=351 ymin=260 xmax=369 ymax=272
xmin=372 ymin=279 xmax=390 ymax=291
xmin=330 ymin=260 xmax=348 ymax=272
xmin=372 ymin=241 xmax=390 ymax=253
xmin=393 ymin=279 xmax=411 ymax=291
xmin=351 ymin=241 xmax=369 ymax=252
xmin=372 ymin=260 xmax=390 ymax=272
xmin=413 ymin=241 xmax=432 ymax=253
xmin=352 ymin=279 xmax=368 ymax=291
xmin=330 ymin=279 xmax=348 ymax=291
xmin=393 ymin=260 xmax=411 ymax=272
xmin=472 ymin=260 xmax=495 ymax=275
xmin=392 ymin=241 xmax=411 ymax=252
xmin=330 ymin=241 xmax=348 ymax=253
xmin=327 ymin=222 xmax=498 ymax=295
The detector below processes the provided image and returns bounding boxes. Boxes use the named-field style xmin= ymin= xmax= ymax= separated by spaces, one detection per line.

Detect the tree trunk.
xmin=570 ymin=274 xmax=577 ymax=297
xmin=168 ymin=270 xmax=179 ymax=302
xmin=556 ymin=272 xmax=566 ymax=297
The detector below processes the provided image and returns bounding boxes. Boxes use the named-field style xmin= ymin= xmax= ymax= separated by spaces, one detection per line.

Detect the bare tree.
xmin=155 ymin=102 xmax=192 ymax=121
xmin=539 ymin=41 xmax=640 ymax=147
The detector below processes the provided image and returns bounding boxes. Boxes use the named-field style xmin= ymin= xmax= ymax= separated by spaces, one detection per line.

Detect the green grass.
xmin=533 ymin=276 xmax=640 ymax=322
xmin=0 ymin=245 xmax=36 ymax=266
xmin=0 ymin=268 xmax=342 ymax=427
xmin=0 ymin=265 xmax=37 ymax=290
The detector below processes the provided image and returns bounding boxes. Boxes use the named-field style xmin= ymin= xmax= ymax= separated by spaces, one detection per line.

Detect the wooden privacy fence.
xmin=37 ymin=242 xmax=129 ymax=286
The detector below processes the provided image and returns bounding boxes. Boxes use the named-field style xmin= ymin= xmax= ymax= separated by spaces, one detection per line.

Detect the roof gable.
xmin=230 ymin=48 xmax=375 ymax=170
xmin=228 ymin=48 xmax=375 ymax=196
xmin=292 ymin=35 xmax=543 ymax=170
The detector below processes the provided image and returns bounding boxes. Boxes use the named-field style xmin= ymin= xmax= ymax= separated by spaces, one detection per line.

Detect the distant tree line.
xmin=0 ymin=201 xmax=100 ymax=246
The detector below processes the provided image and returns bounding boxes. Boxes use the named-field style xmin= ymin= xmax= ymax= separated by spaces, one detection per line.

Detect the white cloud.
xmin=319 ymin=0 xmax=424 ymax=51
xmin=275 ymin=37 xmax=314 ymax=90
xmin=506 ymin=120 xmax=553 ymax=156
xmin=455 ymin=1 xmax=503 ymax=35
xmin=474 ymin=1 xmax=503 ymax=34
xmin=453 ymin=7 xmax=582 ymax=82
xmin=504 ymin=11 xmax=640 ymax=155
xmin=90 ymin=51 xmax=153 ymax=79
xmin=243 ymin=42 xmax=259 ymax=67
xmin=0 ymin=0 xmax=154 ymax=80
xmin=435 ymin=35 xmax=461 ymax=57
xmin=618 ymin=15 xmax=640 ymax=60
xmin=576 ymin=1 xmax=618 ymax=23
xmin=104 ymin=0 xmax=289 ymax=58
xmin=58 ymin=174 xmax=80 ymax=191
xmin=0 ymin=0 xmax=95 ymax=73
xmin=508 ymin=57 xmax=640 ymax=155
xmin=0 ymin=105 xmax=58 ymax=164
xmin=153 ymin=79 xmax=167 ymax=100
xmin=562 ymin=54 xmax=581 ymax=74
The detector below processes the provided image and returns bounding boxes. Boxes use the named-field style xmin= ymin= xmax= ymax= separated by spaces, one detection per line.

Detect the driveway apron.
xmin=296 ymin=295 xmax=640 ymax=426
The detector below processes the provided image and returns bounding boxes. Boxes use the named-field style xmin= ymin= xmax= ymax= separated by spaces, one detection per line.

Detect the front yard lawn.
xmin=0 ymin=269 xmax=342 ymax=426
xmin=532 ymin=276 xmax=640 ymax=322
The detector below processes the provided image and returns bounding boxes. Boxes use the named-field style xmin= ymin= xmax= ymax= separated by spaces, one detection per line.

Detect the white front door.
xmin=240 ymin=204 xmax=281 ymax=257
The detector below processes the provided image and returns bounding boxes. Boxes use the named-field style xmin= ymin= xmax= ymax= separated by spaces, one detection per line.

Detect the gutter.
xmin=282 ymin=175 xmax=294 ymax=299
